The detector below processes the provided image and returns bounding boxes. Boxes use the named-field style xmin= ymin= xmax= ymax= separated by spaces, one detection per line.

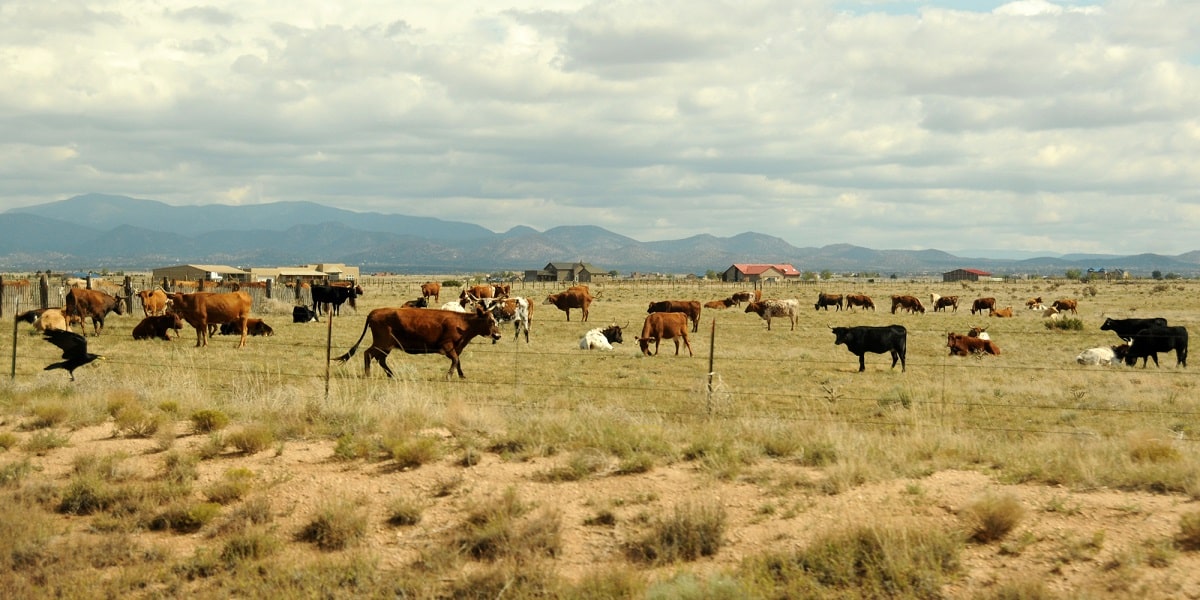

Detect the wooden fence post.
xmin=39 ymin=273 xmax=50 ymax=309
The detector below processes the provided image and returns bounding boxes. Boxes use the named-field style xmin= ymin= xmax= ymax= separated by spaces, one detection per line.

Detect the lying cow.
xmin=293 ymin=306 xmax=318 ymax=323
xmin=989 ymin=306 xmax=1014 ymax=318
xmin=402 ymin=297 xmax=429 ymax=308
xmin=580 ymin=324 xmax=624 ymax=351
xmin=220 ymin=319 xmax=274 ymax=337
xmin=831 ymin=325 xmax=907 ymax=372
xmin=704 ymin=298 xmax=735 ymax=310
xmin=636 ymin=312 xmax=693 ymax=356
xmin=132 ymin=313 xmax=184 ymax=341
xmin=947 ymin=332 xmax=1000 ymax=356
xmin=1076 ymin=344 xmax=1130 ymax=366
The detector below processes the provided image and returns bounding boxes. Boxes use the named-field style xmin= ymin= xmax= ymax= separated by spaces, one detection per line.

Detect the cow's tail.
xmin=332 ymin=317 xmax=372 ymax=363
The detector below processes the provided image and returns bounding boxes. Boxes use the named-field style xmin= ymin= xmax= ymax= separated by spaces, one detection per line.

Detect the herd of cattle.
xmin=13 ymin=282 xmax=1189 ymax=380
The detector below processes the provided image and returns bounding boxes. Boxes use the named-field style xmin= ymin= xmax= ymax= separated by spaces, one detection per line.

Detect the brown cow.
xmin=704 ymin=298 xmax=735 ymax=310
xmin=933 ymin=295 xmax=959 ymax=312
xmin=462 ymin=285 xmax=495 ymax=301
xmin=167 ymin=291 xmax=254 ymax=348
xmin=730 ymin=291 xmax=752 ymax=306
xmin=947 ymin=332 xmax=1000 ymax=356
xmin=219 ymin=318 xmax=273 ymax=336
xmin=65 ymin=287 xmax=127 ymax=336
xmin=845 ymin=293 xmax=875 ymax=311
xmin=636 ymin=312 xmax=693 ymax=357
xmin=136 ymin=288 xmax=168 ymax=316
xmin=421 ymin=282 xmax=441 ymax=303
xmin=1051 ymin=298 xmax=1078 ymax=314
xmin=32 ymin=308 xmax=75 ymax=332
xmin=132 ymin=313 xmax=184 ymax=341
xmin=544 ymin=285 xmax=595 ymax=322
xmin=890 ymin=295 xmax=925 ymax=314
xmin=814 ymin=292 xmax=843 ymax=311
xmin=989 ymin=306 xmax=1014 ymax=318
xmin=1025 ymin=296 xmax=1044 ymax=309
xmin=647 ymin=299 xmax=702 ymax=332
xmin=333 ymin=305 xmax=502 ymax=378
xmin=970 ymin=297 xmax=996 ymax=315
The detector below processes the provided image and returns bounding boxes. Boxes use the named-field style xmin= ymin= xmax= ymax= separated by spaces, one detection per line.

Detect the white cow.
xmin=744 ymin=299 xmax=801 ymax=331
xmin=495 ymin=297 xmax=533 ymax=343
xmin=580 ymin=324 xmax=624 ymax=350
xmin=1076 ymin=344 xmax=1131 ymax=366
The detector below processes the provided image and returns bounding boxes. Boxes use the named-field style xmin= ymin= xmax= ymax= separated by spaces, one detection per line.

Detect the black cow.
xmin=311 ymin=284 xmax=359 ymax=320
xmin=1100 ymin=317 xmax=1169 ymax=342
xmin=293 ymin=305 xmax=318 ymax=323
xmin=831 ymin=325 xmax=907 ymax=372
xmin=1125 ymin=326 xmax=1188 ymax=368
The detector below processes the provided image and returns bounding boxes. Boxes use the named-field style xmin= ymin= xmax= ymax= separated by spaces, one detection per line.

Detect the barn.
xmin=151 ymin=264 xmax=248 ymax=285
xmin=523 ymin=262 xmax=606 ymax=283
xmin=721 ymin=264 xmax=801 ymax=283
xmin=942 ymin=268 xmax=992 ymax=282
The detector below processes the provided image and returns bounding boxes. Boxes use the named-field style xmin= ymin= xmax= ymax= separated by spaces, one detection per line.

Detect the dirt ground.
xmin=11 ymin=420 xmax=1200 ymax=599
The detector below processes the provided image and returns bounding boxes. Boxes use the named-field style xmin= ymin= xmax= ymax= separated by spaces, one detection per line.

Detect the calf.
xmin=1076 ymin=344 xmax=1130 ymax=366
xmin=744 ymin=299 xmax=800 ymax=331
xmin=32 ymin=308 xmax=74 ymax=332
xmin=1025 ymin=296 xmax=1044 ymax=310
xmin=580 ymin=324 xmax=624 ymax=351
xmin=947 ymin=332 xmax=1000 ymax=356
xmin=1125 ymin=326 xmax=1188 ymax=368
xmin=220 ymin=319 xmax=274 ymax=337
xmin=132 ymin=314 xmax=184 ymax=341
xmin=988 ymin=306 xmax=1014 ymax=318
xmin=831 ymin=325 xmax=907 ymax=372
xmin=636 ymin=312 xmax=693 ymax=356
xmin=293 ymin=306 xmax=318 ymax=323
xmin=494 ymin=297 xmax=533 ymax=343
xmin=1100 ymin=317 xmax=1168 ymax=342
xmin=402 ymin=297 xmax=430 ymax=308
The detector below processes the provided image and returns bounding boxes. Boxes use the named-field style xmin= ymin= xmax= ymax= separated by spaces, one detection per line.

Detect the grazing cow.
xmin=132 ymin=313 xmax=184 ymax=341
xmin=933 ymin=295 xmax=959 ymax=313
xmin=64 ymin=287 xmax=127 ymax=336
xmin=744 ymin=299 xmax=800 ymax=331
xmin=704 ymin=298 xmax=735 ymax=310
xmin=220 ymin=319 xmax=273 ymax=337
xmin=1124 ymin=326 xmax=1188 ymax=368
xmin=136 ymin=288 xmax=169 ymax=316
xmin=636 ymin=312 xmax=693 ymax=356
xmin=311 ymin=283 xmax=358 ymax=319
xmin=333 ymin=304 xmax=502 ymax=379
xmin=293 ymin=306 xmax=318 ymax=323
xmin=947 ymin=332 xmax=1001 ymax=356
xmin=730 ymin=291 xmax=752 ymax=306
xmin=970 ymin=297 xmax=996 ymax=315
xmin=167 ymin=291 xmax=254 ymax=348
xmin=647 ymin=299 xmax=702 ymax=333
xmin=845 ymin=294 xmax=875 ymax=311
xmin=544 ymin=286 xmax=595 ymax=322
xmin=1025 ymin=296 xmax=1044 ymax=310
xmin=967 ymin=325 xmax=991 ymax=340
xmin=580 ymin=324 xmax=624 ymax=351
xmin=1051 ymin=299 xmax=1078 ymax=315
xmin=1076 ymin=344 xmax=1130 ymax=366
xmin=831 ymin=325 xmax=907 ymax=372
xmin=814 ymin=292 xmax=843 ymax=311
xmin=1100 ymin=317 xmax=1168 ymax=342
xmin=989 ymin=306 xmax=1014 ymax=318
xmin=890 ymin=295 xmax=925 ymax=314
xmin=421 ymin=282 xmax=441 ymax=303
xmin=494 ymin=297 xmax=533 ymax=343
xmin=402 ymin=297 xmax=430 ymax=308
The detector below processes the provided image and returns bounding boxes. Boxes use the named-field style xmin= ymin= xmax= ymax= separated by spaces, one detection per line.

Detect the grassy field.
xmin=1 ymin=275 xmax=1199 ymax=598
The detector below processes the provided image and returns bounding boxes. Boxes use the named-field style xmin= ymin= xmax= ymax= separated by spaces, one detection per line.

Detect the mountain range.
xmin=2 ymin=193 xmax=1198 ymax=276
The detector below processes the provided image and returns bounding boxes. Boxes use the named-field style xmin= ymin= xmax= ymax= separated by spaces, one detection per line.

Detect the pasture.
xmin=2 ymin=275 xmax=1200 ymax=598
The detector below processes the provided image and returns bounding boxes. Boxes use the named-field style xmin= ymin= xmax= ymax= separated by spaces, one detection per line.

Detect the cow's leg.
xmin=766 ymin=318 xmax=771 ymax=331
xmin=858 ymin=354 xmax=866 ymax=372
xmin=682 ymin=335 xmax=693 ymax=357
xmin=566 ymin=308 xmax=571 ymax=321
xmin=238 ymin=318 xmax=248 ymax=348
xmin=890 ymin=351 xmax=900 ymax=370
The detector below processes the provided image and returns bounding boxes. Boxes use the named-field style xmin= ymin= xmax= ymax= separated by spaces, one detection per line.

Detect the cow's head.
xmin=113 ymin=295 xmax=128 ymax=315
xmin=474 ymin=304 xmax=503 ymax=343
xmin=602 ymin=324 xmax=624 ymax=345
xmin=830 ymin=326 xmax=850 ymax=346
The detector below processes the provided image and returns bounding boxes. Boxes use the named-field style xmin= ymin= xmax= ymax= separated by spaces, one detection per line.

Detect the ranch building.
xmin=942 ymin=268 xmax=992 ymax=282
xmin=721 ymin=263 xmax=801 ymax=283
xmin=524 ymin=262 xmax=606 ymax=283
xmin=150 ymin=264 xmax=249 ymax=285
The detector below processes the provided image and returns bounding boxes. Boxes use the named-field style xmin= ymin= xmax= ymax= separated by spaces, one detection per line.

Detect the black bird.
xmin=42 ymin=329 xmax=104 ymax=381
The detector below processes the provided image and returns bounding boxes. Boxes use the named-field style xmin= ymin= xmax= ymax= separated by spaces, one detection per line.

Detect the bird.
xmin=42 ymin=329 xmax=104 ymax=381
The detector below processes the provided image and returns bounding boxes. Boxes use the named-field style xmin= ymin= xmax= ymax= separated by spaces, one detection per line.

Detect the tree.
xmin=1152 ymin=270 xmax=1163 ymax=280
xmin=820 ymin=269 xmax=833 ymax=280
xmin=608 ymin=270 xmax=621 ymax=278
xmin=705 ymin=269 xmax=718 ymax=280
xmin=1065 ymin=268 xmax=1082 ymax=280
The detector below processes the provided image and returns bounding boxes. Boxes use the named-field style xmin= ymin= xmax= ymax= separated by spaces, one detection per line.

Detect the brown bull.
xmin=333 ymin=305 xmax=502 ymax=378
xmin=647 ymin=299 xmax=702 ymax=332
xmin=65 ymin=287 xmax=127 ymax=336
xmin=544 ymin=285 xmax=594 ymax=322
xmin=167 ymin=291 xmax=254 ymax=348
xmin=636 ymin=312 xmax=693 ymax=356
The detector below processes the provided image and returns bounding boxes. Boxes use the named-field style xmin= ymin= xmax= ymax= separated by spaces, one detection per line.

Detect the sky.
xmin=2 ymin=0 xmax=1198 ymax=256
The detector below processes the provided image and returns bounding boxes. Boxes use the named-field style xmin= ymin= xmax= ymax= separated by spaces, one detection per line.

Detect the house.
xmin=299 ymin=263 xmax=360 ymax=281
xmin=942 ymin=268 xmax=992 ymax=282
xmin=721 ymin=263 xmax=801 ymax=283
xmin=151 ymin=264 xmax=248 ymax=285
xmin=524 ymin=262 xmax=606 ymax=283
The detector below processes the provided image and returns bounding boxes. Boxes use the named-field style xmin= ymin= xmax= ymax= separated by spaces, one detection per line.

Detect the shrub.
xmin=963 ymin=493 xmax=1025 ymax=543
xmin=23 ymin=429 xmax=70 ymax=455
xmin=0 ymin=432 xmax=17 ymax=450
xmin=161 ymin=451 xmax=200 ymax=484
xmin=29 ymin=402 xmax=70 ymax=429
xmin=1044 ymin=318 xmax=1084 ymax=331
xmin=332 ymin=434 xmax=374 ymax=461
xmin=58 ymin=475 xmax=116 ymax=515
xmin=190 ymin=409 xmax=230 ymax=434
xmin=204 ymin=468 xmax=255 ymax=504
xmin=1175 ymin=511 xmax=1200 ymax=551
xmin=386 ymin=496 xmax=424 ymax=527
xmin=226 ymin=425 xmax=275 ymax=455
xmin=385 ymin=436 xmax=442 ymax=469
xmin=149 ymin=502 xmax=221 ymax=533
xmin=452 ymin=487 xmax=561 ymax=561
xmin=220 ymin=528 xmax=280 ymax=566
xmin=112 ymin=403 xmax=165 ymax=438
xmin=0 ymin=459 xmax=33 ymax=487
xmin=298 ymin=500 xmax=368 ymax=551
xmin=626 ymin=502 xmax=727 ymax=564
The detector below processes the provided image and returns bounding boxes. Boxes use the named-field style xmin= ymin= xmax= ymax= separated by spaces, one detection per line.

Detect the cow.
xmin=967 ymin=325 xmax=990 ymax=340
xmin=402 ymin=297 xmax=430 ymax=308
xmin=988 ymin=306 xmax=1014 ymax=318
xmin=890 ymin=295 xmax=925 ymax=315
xmin=136 ymin=288 xmax=169 ymax=316
xmin=220 ymin=319 xmax=274 ymax=337
xmin=311 ymin=283 xmax=358 ymax=320
xmin=1124 ymin=326 xmax=1188 ymax=368
xmin=970 ymin=297 xmax=996 ymax=315
xmin=1076 ymin=344 xmax=1130 ymax=366
xmin=544 ymin=286 xmax=595 ymax=322
xmin=293 ymin=305 xmax=318 ymax=323
xmin=933 ymin=295 xmax=959 ymax=313
xmin=167 ymin=291 xmax=254 ymax=348
xmin=831 ymin=325 xmax=907 ymax=372
xmin=441 ymin=300 xmax=471 ymax=313
xmin=647 ymin=300 xmax=702 ymax=333
xmin=494 ymin=297 xmax=533 ymax=343
xmin=16 ymin=308 xmax=53 ymax=326
xmin=421 ymin=282 xmax=441 ymax=303
xmin=132 ymin=313 xmax=184 ymax=341
xmin=64 ymin=287 xmax=127 ymax=336
xmin=462 ymin=285 xmax=495 ymax=301
xmin=730 ymin=291 xmax=752 ymax=306
xmin=744 ymin=299 xmax=799 ymax=331
xmin=704 ymin=298 xmax=735 ymax=310
xmin=636 ymin=312 xmax=693 ymax=357
xmin=1099 ymin=317 xmax=1168 ymax=342
xmin=32 ymin=308 xmax=74 ymax=332
xmin=580 ymin=324 xmax=624 ymax=351
xmin=1025 ymin=296 xmax=1044 ymax=310
xmin=947 ymin=332 xmax=1001 ymax=356
xmin=814 ymin=292 xmax=843 ymax=312
xmin=492 ymin=283 xmax=511 ymax=298
xmin=1051 ymin=299 xmax=1078 ymax=315
xmin=1041 ymin=306 xmax=1061 ymax=320
xmin=333 ymin=304 xmax=502 ymax=379
xmin=845 ymin=294 xmax=875 ymax=311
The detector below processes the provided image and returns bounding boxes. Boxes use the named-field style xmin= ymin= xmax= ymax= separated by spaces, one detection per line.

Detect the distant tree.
xmin=890 ymin=273 xmax=898 ymax=280
xmin=1065 ymin=268 xmax=1082 ymax=280
xmin=1152 ymin=270 xmax=1163 ymax=280
xmin=609 ymin=270 xmax=621 ymax=278
xmin=820 ymin=269 xmax=833 ymax=280
xmin=1165 ymin=272 xmax=1182 ymax=280
xmin=802 ymin=271 xmax=818 ymax=281
xmin=704 ymin=269 xmax=718 ymax=280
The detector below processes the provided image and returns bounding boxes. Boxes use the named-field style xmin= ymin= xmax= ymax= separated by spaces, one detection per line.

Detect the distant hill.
xmin=2 ymin=193 xmax=1198 ymax=276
